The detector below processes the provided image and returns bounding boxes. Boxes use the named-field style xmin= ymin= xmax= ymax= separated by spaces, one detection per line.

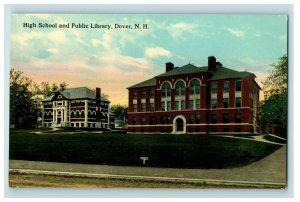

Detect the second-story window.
xmin=150 ymin=89 xmax=155 ymax=98
xmin=133 ymin=91 xmax=137 ymax=99
xmin=223 ymin=81 xmax=229 ymax=93
xmin=141 ymin=91 xmax=146 ymax=99
xmin=175 ymin=80 xmax=185 ymax=96
xmin=161 ymin=82 xmax=171 ymax=97
xmin=211 ymin=82 xmax=217 ymax=94
xmin=235 ymin=80 xmax=241 ymax=92
xmin=190 ymin=79 xmax=200 ymax=95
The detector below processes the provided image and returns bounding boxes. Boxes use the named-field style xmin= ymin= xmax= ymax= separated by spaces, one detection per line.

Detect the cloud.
xmin=225 ymin=28 xmax=245 ymax=38
xmin=11 ymin=29 xmax=66 ymax=47
xmin=145 ymin=47 xmax=172 ymax=58
xmin=168 ymin=22 xmax=199 ymax=40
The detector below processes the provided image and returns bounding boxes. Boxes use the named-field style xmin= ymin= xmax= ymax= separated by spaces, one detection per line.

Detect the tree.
xmin=10 ymin=69 xmax=40 ymax=128
xmin=110 ymin=104 xmax=128 ymax=128
xmin=260 ymin=54 xmax=288 ymax=137
xmin=10 ymin=68 xmax=69 ymax=128
xmin=34 ymin=81 xmax=68 ymax=99
xmin=110 ymin=104 xmax=128 ymax=120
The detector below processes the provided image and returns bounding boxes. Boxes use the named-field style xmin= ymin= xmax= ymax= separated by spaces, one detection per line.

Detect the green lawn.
xmin=9 ymin=129 xmax=281 ymax=169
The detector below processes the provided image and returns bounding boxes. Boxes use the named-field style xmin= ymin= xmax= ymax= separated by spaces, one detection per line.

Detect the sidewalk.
xmin=9 ymin=145 xmax=286 ymax=188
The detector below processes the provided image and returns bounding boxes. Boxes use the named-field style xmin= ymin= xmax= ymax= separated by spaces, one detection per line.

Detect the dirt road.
xmin=9 ymin=173 xmax=238 ymax=188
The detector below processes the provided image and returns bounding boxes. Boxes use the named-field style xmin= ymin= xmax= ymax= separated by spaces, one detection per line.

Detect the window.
xmin=150 ymin=103 xmax=155 ymax=112
xmin=166 ymin=116 xmax=171 ymax=124
xmin=150 ymin=89 xmax=155 ymax=98
xmin=211 ymin=114 xmax=217 ymax=124
xmin=235 ymin=113 xmax=241 ymax=123
xmin=161 ymin=82 xmax=171 ymax=97
xmin=196 ymin=99 xmax=200 ymax=109
xmin=189 ymin=100 xmax=194 ymax=109
xmin=133 ymin=91 xmax=137 ymax=99
xmin=223 ymin=98 xmax=229 ymax=108
xmin=141 ymin=91 xmax=146 ymax=99
xmin=190 ymin=79 xmax=200 ymax=95
xmin=235 ymin=80 xmax=241 ymax=92
xmin=189 ymin=115 xmax=194 ymax=124
xmin=211 ymin=82 xmax=217 ymax=94
xmin=81 ymin=111 xmax=85 ymax=118
xmin=141 ymin=103 xmax=146 ymax=112
xmin=175 ymin=101 xmax=179 ymax=110
xmin=223 ymin=81 xmax=229 ymax=93
xmin=167 ymin=101 xmax=171 ymax=111
xmin=235 ymin=97 xmax=241 ymax=107
xmin=132 ymin=117 xmax=136 ymax=125
xmin=195 ymin=114 xmax=200 ymax=124
xmin=223 ymin=113 xmax=229 ymax=123
xmin=141 ymin=116 xmax=146 ymax=125
xmin=161 ymin=102 xmax=166 ymax=111
xmin=76 ymin=111 xmax=80 ymax=118
xmin=211 ymin=99 xmax=217 ymax=109
xmin=223 ymin=128 xmax=229 ymax=132
xmin=160 ymin=116 xmax=166 ymax=124
xmin=180 ymin=100 xmax=185 ymax=110
xmin=133 ymin=104 xmax=137 ymax=112
xmin=150 ymin=116 xmax=155 ymax=125
xmin=235 ymin=128 xmax=241 ymax=132
xmin=175 ymin=80 xmax=185 ymax=96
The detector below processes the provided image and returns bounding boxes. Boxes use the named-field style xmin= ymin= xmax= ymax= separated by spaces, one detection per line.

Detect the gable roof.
xmin=42 ymin=87 xmax=110 ymax=102
xmin=127 ymin=77 xmax=156 ymax=89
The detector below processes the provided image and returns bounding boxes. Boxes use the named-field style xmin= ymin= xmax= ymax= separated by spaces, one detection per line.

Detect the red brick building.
xmin=127 ymin=56 xmax=260 ymax=135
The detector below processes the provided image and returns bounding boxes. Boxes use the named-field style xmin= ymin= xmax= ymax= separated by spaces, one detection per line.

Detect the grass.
xmin=9 ymin=129 xmax=281 ymax=169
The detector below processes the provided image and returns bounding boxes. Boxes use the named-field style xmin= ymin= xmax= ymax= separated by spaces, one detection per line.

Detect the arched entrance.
xmin=172 ymin=115 xmax=186 ymax=134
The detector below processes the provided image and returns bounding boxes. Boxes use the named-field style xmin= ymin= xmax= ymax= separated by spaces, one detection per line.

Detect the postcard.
xmin=9 ymin=13 xmax=288 ymax=189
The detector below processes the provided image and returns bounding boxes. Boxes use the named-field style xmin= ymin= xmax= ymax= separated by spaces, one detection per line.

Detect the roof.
xmin=127 ymin=77 xmax=156 ymax=89
xmin=127 ymin=63 xmax=257 ymax=89
xmin=208 ymin=66 xmax=253 ymax=81
xmin=42 ymin=87 xmax=110 ymax=102
xmin=156 ymin=64 xmax=208 ymax=78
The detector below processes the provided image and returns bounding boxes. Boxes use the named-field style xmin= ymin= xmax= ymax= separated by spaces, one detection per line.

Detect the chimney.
xmin=96 ymin=87 xmax=101 ymax=100
xmin=208 ymin=56 xmax=217 ymax=72
xmin=165 ymin=62 xmax=174 ymax=72
xmin=216 ymin=61 xmax=223 ymax=67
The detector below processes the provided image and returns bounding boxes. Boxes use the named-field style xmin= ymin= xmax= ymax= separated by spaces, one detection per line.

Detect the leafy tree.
xmin=263 ymin=54 xmax=288 ymax=99
xmin=10 ymin=68 xmax=69 ymax=128
xmin=260 ymin=54 xmax=288 ymax=137
xmin=110 ymin=104 xmax=128 ymax=120
xmin=10 ymin=69 xmax=40 ymax=128
xmin=34 ymin=81 xmax=68 ymax=99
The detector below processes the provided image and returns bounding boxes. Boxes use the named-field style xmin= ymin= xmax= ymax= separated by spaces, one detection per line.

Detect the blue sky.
xmin=10 ymin=14 xmax=287 ymax=105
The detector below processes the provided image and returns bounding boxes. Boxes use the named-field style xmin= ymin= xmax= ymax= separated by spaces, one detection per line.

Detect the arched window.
xmin=189 ymin=79 xmax=200 ymax=95
xmin=161 ymin=82 xmax=171 ymax=97
xmin=175 ymin=80 xmax=185 ymax=96
xmin=71 ymin=111 xmax=75 ymax=118
xmin=81 ymin=110 xmax=85 ymax=118
xmin=76 ymin=111 xmax=80 ymax=118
